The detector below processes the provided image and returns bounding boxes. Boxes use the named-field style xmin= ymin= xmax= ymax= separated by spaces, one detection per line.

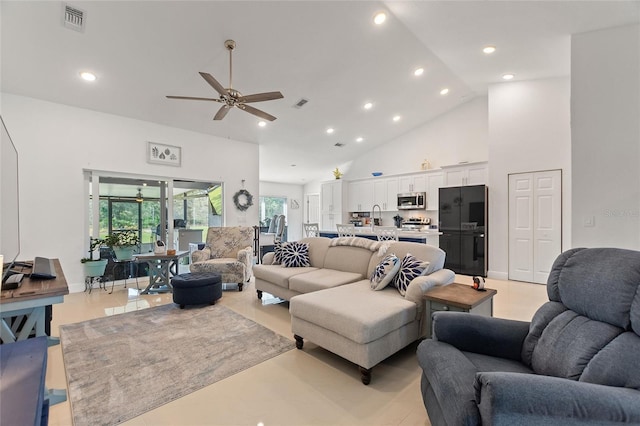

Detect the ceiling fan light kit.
xmin=167 ymin=40 xmax=283 ymax=121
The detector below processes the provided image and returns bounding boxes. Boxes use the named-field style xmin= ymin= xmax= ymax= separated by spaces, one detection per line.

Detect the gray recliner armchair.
xmin=417 ymin=247 xmax=640 ymax=425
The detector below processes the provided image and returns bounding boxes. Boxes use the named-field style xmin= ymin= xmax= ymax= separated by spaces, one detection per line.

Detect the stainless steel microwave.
xmin=397 ymin=192 xmax=426 ymax=210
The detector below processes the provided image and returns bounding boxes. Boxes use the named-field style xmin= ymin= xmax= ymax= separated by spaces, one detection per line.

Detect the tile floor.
xmin=46 ymin=275 xmax=548 ymax=426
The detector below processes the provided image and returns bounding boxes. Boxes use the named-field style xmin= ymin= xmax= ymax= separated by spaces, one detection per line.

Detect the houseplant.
xmin=81 ymin=237 xmax=108 ymax=277
xmin=104 ymin=230 xmax=140 ymax=261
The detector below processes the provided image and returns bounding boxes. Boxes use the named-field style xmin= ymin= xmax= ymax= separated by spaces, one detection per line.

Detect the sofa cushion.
xmin=370 ymin=254 xmax=401 ymax=290
xmin=290 ymin=282 xmax=417 ymax=344
xmin=253 ymin=264 xmax=318 ymax=289
xmin=280 ymin=241 xmax=311 ymax=267
xmin=323 ymin=244 xmax=378 ymax=277
xmin=289 ymin=269 xmax=364 ymax=294
xmin=392 ymin=253 xmax=430 ymax=296
xmin=299 ymin=237 xmax=332 ymax=268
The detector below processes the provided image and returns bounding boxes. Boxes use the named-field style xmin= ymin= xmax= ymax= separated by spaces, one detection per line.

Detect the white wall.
xmin=259 ymin=181 xmax=304 ymax=241
xmin=571 ymin=24 xmax=640 ymax=249
xmin=487 ymin=77 xmax=572 ymax=280
xmin=303 ymin=97 xmax=489 ymax=231
xmin=1 ymin=93 xmax=259 ymax=291
xmin=343 ymin=97 xmax=489 ymax=179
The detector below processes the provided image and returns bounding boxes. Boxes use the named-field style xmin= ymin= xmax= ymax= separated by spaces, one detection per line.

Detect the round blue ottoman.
xmin=171 ymin=272 xmax=222 ymax=309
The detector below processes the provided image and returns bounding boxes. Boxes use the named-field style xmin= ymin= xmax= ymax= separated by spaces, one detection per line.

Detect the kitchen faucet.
xmin=372 ymin=204 xmax=382 ymax=229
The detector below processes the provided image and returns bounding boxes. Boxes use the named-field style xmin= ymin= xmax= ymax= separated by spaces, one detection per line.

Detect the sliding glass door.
xmin=87 ymin=172 xmax=223 ymax=255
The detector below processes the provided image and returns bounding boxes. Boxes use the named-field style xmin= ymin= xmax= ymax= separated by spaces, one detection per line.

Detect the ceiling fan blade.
xmin=213 ymin=105 xmax=231 ymax=121
xmin=240 ymin=91 xmax=284 ymax=103
xmin=199 ymin=72 xmax=227 ymax=96
xmin=166 ymin=95 xmax=223 ymax=102
xmin=239 ymin=104 xmax=277 ymax=121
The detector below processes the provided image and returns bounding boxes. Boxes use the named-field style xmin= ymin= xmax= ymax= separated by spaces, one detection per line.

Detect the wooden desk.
xmin=424 ymin=283 xmax=497 ymax=338
xmin=134 ymin=250 xmax=189 ymax=294
xmin=0 ymin=259 xmax=69 ymax=343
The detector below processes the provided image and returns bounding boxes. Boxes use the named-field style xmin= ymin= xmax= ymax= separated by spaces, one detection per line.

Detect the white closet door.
xmin=509 ymin=170 xmax=562 ymax=284
xmin=509 ymin=174 xmax=535 ymax=282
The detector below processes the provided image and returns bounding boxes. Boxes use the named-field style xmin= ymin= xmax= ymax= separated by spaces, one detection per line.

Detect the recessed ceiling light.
xmin=414 ymin=67 xmax=424 ymax=76
xmin=440 ymin=88 xmax=450 ymax=95
xmin=373 ymin=12 xmax=386 ymax=25
xmin=392 ymin=115 xmax=401 ymax=122
xmin=326 ymin=128 xmax=335 ymax=134
xmin=356 ymin=137 xmax=364 ymax=143
xmin=258 ymin=121 xmax=266 ymax=127
xmin=79 ymin=71 xmax=96 ymax=81
xmin=483 ymin=46 xmax=496 ymax=54
xmin=363 ymin=102 xmax=373 ymax=110
xmin=502 ymin=73 xmax=515 ymax=80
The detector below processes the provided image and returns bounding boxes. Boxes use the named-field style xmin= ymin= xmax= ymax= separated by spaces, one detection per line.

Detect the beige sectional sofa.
xmin=253 ymin=236 xmax=454 ymax=384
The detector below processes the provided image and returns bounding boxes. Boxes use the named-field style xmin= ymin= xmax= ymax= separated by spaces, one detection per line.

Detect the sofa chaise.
xmin=253 ymin=236 xmax=455 ymax=384
xmin=417 ymin=247 xmax=640 ymax=425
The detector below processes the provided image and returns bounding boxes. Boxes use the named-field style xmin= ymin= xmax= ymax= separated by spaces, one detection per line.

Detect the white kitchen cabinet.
xmin=348 ymin=180 xmax=373 ymax=212
xmin=442 ymin=162 xmax=487 ymax=187
xmin=426 ymin=171 xmax=444 ymax=210
xmin=321 ymin=213 xmax=339 ymax=232
xmin=320 ymin=180 xmax=348 ymax=230
xmin=398 ymin=173 xmax=427 ymax=193
xmin=373 ymin=177 xmax=398 ymax=211
xmin=321 ymin=180 xmax=341 ymax=212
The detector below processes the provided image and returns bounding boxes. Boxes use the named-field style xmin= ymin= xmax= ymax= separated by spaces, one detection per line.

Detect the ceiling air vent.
xmin=293 ymin=98 xmax=309 ymax=109
xmin=334 ymin=142 xmax=345 ymax=147
xmin=63 ymin=4 xmax=86 ymax=32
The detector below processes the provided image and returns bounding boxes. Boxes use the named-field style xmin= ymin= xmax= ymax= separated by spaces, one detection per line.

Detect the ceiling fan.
xmin=167 ymin=39 xmax=284 ymax=121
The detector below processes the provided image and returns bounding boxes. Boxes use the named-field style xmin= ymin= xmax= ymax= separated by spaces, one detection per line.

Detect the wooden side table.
xmin=424 ymin=283 xmax=497 ymax=338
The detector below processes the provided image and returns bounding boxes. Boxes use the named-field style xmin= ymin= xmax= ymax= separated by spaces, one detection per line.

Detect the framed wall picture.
xmin=147 ymin=142 xmax=181 ymax=166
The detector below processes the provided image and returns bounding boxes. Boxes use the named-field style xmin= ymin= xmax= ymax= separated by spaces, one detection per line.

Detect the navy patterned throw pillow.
xmin=392 ymin=253 xmax=430 ymax=296
xmin=370 ymin=254 xmax=401 ymax=290
xmin=273 ymin=241 xmax=285 ymax=264
xmin=280 ymin=241 xmax=311 ymax=268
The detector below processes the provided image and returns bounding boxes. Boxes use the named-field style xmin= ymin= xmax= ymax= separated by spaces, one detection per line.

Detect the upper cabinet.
xmin=373 ymin=177 xmax=398 ymax=211
xmin=398 ymin=173 xmax=427 ymax=193
xmin=321 ymin=180 xmax=346 ymax=213
xmin=442 ymin=162 xmax=487 ymax=187
xmin=348 ymin=180 xmax=373 ymax=212
xmin=426 ymin=171 xmax=444 ymax=210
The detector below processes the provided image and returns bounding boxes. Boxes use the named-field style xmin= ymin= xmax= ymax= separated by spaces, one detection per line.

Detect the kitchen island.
xmin=319 ymin=228 xmax=441 ymax=245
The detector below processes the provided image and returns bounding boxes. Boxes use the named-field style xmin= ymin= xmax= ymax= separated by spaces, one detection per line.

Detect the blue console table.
xmin=0 ymin=336 xmax=49 ymax=425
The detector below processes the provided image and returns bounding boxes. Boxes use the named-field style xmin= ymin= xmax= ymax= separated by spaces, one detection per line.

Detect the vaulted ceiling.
xmin=2 ymin=1 xmax=638 ymax=183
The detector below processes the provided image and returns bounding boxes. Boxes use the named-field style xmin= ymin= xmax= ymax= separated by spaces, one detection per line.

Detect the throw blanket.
xmin=329 ymin=236 xmax=383 ymax=252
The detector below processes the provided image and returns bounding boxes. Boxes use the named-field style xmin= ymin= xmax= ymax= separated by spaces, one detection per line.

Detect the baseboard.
xmin=68 ymin=282 xmax=86 ymax=293
xmin=487 ymin=270 xmax=508 ymax=281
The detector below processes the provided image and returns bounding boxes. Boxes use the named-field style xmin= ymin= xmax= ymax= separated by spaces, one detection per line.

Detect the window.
xmin=259 ymin=196 xmax=287 ymax=228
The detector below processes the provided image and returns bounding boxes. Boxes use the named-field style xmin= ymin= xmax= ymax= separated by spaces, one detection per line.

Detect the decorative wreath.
xmin=233 ymin=189 xmax=253 ymax=211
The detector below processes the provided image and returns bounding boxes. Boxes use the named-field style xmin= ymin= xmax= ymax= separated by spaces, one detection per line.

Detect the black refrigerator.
xmin=438 ymin=185 xmax=487 ymax=276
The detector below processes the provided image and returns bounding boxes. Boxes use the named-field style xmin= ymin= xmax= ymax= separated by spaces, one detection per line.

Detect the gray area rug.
xmin=60 ymin=304 xmax=293 ymax=426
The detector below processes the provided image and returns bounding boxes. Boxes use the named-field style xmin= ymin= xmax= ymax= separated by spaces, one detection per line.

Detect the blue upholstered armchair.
xmin=417 ymin=247 xmax=640 ymax=425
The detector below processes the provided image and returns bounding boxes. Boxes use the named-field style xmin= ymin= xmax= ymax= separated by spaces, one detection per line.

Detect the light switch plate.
xmin=583 ymin=216 xmax=595 ymax=227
